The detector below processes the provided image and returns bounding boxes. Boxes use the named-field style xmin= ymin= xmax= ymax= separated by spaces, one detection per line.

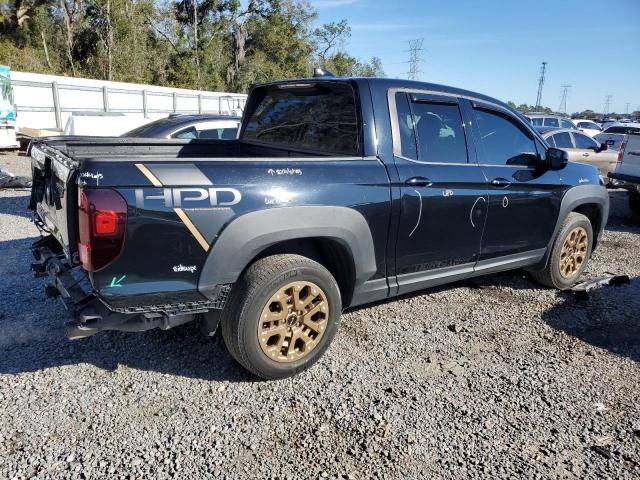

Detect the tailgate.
xmin=619 ymin=134 xmax=640 ymax=177
xmin=28 ymin=141 xmax=80 ymax=260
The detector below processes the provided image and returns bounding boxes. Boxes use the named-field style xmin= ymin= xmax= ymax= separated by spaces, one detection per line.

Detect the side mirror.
xmin=599 ymin=142 xmax=608 ymax=152
xmin=546 ymin=147 xmax=568 ymax=171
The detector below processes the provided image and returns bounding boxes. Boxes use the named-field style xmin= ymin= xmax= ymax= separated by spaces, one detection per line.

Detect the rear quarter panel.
xmin=80 ymin=157 xmax=391 ymax=308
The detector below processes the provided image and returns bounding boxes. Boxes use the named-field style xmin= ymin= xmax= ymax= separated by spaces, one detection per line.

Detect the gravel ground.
xmin=1 ymin=152 xmax=639 ymax=479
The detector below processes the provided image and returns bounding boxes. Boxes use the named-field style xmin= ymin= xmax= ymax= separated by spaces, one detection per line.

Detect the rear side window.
xmin=543 ymin=117 xmax=560 ymax=127
xmin=531 ymin=117 xmax=543 ymax=126
xmin=242 ymin=83 xmax=360 ymax=155
xmin=545 ymin=135 xmax=556 ymax=147
xmin=551 ymin=132 xmax=573 ymax=148
xmin=560 ymin=119 xmax=575 ymax=129
xmin=602 ymin=126 xmax=640 ymax=135
xmin=412 ymin=101 xmax=467 ymax=164
xmin=473 ymin=108 xmax=537 ymax=166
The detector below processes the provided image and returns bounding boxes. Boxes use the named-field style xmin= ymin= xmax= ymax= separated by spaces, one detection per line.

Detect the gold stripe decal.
xmin=174 ymin=208 xmax=210 ymax=252
xmin=135 ymin=163 xmax=163 ymax=187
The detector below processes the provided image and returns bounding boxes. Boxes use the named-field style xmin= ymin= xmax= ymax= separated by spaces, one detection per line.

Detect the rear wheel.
xmin=530 ymin=212 xmax=593 ymax=289
xmin=221 ymin=254 xmax=342 ymax=379
xmin=629 ymin=191 xmax=640 ymax=215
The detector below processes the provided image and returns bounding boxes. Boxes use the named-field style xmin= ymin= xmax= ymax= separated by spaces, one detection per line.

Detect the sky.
xmin=309 ymin=0 xmax=640 ymax=114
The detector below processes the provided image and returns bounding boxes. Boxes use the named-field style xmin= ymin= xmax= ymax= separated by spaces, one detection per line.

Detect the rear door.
xmin=464 ymin=101 xmax=562 ymax=260
xmin=391 ymin=91 xmax=487 ymax=293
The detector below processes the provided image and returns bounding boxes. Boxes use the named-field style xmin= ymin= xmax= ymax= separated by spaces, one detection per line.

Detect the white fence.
xmin=11 ymin=71 xmax=247 ymax=131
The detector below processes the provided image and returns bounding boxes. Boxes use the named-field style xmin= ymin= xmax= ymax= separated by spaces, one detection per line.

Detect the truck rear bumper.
xmin=30 ymin=235 xmax=204 ymax=339
xmin=608 ymin=172 xmax=640 ymax=192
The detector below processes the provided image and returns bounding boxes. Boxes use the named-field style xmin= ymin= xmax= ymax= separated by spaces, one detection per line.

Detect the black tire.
xmin=220 ymin=254 xmax=342 ymax=379
xmin=629 ymin=191 xmax=640 ymax=215
xmin=530 ymin=212 xmax=593 ymax=289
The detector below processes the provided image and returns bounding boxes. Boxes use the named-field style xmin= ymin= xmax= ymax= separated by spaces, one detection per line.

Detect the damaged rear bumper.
xmin=31 ymin=235 xmax=222 ymax=339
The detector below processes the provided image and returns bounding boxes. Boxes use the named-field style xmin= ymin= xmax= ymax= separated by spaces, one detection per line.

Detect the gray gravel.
xmin=1 ymin=152 xmax=639 ymax=479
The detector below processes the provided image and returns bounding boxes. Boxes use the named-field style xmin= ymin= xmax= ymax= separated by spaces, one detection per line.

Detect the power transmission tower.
xmin=408 ymin=38 xmax=424 ymax=81
xmin=535 ymin=61 xmax=547 ymax=109
xmin=603 ymin=95 xmax=612 ymax=115
xmin=558 ymin=84 xmax=570 ymax=114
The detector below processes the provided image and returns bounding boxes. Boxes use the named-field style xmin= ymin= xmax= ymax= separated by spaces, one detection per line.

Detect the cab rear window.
xmin=242 ymin=83 xmax=360 ymax=155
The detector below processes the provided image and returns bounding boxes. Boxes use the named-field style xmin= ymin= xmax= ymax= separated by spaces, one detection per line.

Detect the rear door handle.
xmin=491 ymin=177 xmax=511 ymax=188
xmin=405 ymin=176 xmax=432 ymax=187
xmin=582 ymin=152 xmax=590 ymax=157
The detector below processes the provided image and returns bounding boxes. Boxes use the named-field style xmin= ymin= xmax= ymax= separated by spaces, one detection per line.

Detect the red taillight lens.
xmin=618 ymin=141 xmax=626 ymax=163
xmin=78 ymin=188 xmax=127 ymax=272
xmin=94 ymin=211 xmax=119 ymax=235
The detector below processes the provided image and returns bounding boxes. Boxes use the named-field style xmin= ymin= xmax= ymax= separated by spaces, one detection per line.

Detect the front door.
xmin=391 ymin=92 xmax=488 ymax=294
xmin=464 ymin=101 xmax=562 ymax=261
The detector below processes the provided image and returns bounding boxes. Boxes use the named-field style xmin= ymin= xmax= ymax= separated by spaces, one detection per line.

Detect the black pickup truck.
xmin=29 ymin=76 xmax=609 ymax=379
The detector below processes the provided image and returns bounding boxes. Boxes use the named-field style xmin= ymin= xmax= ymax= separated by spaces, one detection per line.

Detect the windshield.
xmin=578 ymin=121 xmax=601 ymax=130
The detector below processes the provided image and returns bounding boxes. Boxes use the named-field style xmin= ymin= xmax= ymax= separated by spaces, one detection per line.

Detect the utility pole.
xmin=558 ymin=84 xmax=570 ymax=114
xmin=603 ymin=95 xmax=612 ymax=115
xmin=625 ymin=102 xmax=630 ymax=115
xmin=535 ymin=61 xmax=547 ymax=109
xmin=408 ymin=38 xmax=424 ymax=81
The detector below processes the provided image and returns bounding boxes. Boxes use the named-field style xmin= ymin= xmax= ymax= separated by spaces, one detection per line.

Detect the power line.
xmin=408 ymin=38 xmax=424 ymax=81
xmin=603 ymin=95 xmax=612 ymax=115
xmin=558 ymin=84 xmax=570 ymax=114
xmin=535 ymin=61 xmax=547 ymax=109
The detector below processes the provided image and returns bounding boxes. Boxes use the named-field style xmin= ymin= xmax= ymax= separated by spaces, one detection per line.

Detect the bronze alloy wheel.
xmin=257 ymin=280 xmax=329 ymax=363
xmin=559 ymin=226 xmax=588 ymax=279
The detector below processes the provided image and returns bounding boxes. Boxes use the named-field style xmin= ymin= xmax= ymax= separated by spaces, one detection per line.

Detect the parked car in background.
xmin=572 ymin=119 xmax=603 ymax=137
xmin=608 ymin=133 xmax=640 ymax=215
xmin=538 ymin=127 xmax=616 ymax=182
xmin=122 ymin=114 xmax=241 ymax=139
xmin=526 ymin=113 xmax=576 ymax=129
xmin=594 ymin=123 xmax=640 ymax=152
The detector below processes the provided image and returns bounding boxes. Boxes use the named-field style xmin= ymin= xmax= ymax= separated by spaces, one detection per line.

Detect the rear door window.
xmin=543 ymin=117 xmax=560 ymax=127
xmin=560 ymin=119 xmax=575 ymax=129
xmin=531 ymin=117 xmax=543 ymax=126
xmin=394 ymin=92 xmax=418 ymax=159
xmin=545 ymin=135 xmax=556 ymax=147
xmin=242 ymin=83 xmax=360 ymax=155
xmin=411 ymin=101 xmax=468 ymax=164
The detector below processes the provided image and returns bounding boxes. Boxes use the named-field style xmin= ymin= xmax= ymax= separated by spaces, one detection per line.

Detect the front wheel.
xmin=530 ymin=212 xmax=593 ymax=289
xmin=221 ymin=254 xmax=342 ymax=379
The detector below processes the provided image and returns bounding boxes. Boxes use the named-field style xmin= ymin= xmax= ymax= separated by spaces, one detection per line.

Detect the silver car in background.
xmin=537 ymin=127 xmax=616 ymax=182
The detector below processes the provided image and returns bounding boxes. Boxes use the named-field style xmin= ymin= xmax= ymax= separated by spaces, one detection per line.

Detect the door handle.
xmin=405 ymin=176 xmax=432 ymax=187
xmin=491 ymin=177 xmax=511 ymax=188
xmin=582 ymin=153 xmax=590 ymax=157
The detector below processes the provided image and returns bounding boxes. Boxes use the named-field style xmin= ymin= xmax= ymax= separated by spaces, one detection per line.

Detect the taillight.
xmin=618 ymin=141 xmax=626 ymax=163
xmin=78 ymin=188 xmax=127 ymax=272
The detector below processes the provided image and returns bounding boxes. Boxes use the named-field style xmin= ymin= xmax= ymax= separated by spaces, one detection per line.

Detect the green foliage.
xmin=0 ymin=0 xmax=383 ymax=92
xmin=509 ymin=102 xmax=553 ymax=114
